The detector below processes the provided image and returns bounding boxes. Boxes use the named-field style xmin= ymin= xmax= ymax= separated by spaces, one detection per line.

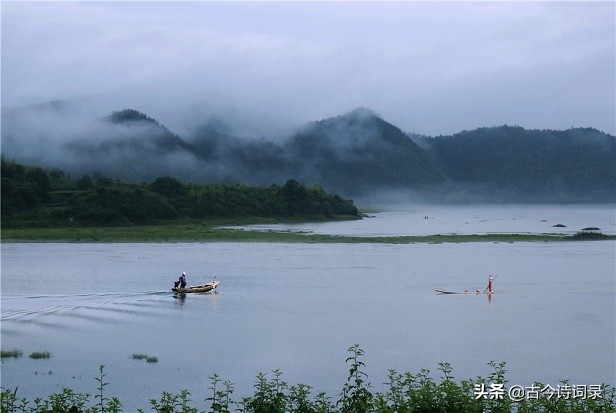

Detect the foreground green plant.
xmin=95 ymin=364 xmax=123 ymax=413
xmin=1 ymin=348 xmax=614 ymax=413
xmin=205 ymin=374 xmax=235 ymax=413
xmin=339 ymin=344 xmax=372 ymax=413
xmin=142 ymin=390 xmax=199 ymax=413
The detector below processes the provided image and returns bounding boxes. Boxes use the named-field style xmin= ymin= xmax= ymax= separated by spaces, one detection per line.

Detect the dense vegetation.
xmin=1 ymin=346 xmax=614 ymax=413
xmin=1 ymin=156 xmax=359 ymax=228
xmin=415 ymin=126 xmax=616 ymax=203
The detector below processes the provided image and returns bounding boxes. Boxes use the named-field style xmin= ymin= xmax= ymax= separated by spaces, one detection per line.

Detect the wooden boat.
xmin=173 ymin=281 xmax=219 ymax=294
xmin=435 ymin=289 xmax=491 ymax=295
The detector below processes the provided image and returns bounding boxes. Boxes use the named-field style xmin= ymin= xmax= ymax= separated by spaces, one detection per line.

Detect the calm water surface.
xmin=1 ymin=205 xmax=614 ymax=412
xmin=234 ymin=204 xmax=616 ymax=236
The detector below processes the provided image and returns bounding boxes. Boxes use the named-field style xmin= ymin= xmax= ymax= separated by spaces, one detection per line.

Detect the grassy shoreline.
xmin=1 ymin=220 xmax=614 ymax=243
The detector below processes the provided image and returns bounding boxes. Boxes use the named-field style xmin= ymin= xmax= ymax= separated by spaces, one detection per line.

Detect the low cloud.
xmin=2 ymin=2 xmax=614 ymax=138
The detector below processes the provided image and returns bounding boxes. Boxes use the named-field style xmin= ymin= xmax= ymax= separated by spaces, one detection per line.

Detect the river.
xmin=1 ymin=204 xmax=614 ymax=411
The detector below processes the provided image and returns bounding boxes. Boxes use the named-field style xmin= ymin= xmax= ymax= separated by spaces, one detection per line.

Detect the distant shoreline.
xmin=2 ymin=221 xmax=614 ymax=243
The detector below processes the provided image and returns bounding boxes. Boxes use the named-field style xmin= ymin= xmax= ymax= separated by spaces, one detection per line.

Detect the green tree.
xmin=280 ymin=179 xmax=310 ymax=216
xmin=25 ymin=167 xmax=51 ymax=200
xmin=150 ymin=176 xmax=188 ymax=199
xmin=76 ymin=175 xmax=94 ymax=190
xmin=12 ymin=186 xmax=38 ymax=209
xmin=1 ymin=155 xmax=25 ymax=179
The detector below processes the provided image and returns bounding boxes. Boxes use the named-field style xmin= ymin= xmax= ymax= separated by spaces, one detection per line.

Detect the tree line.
xmin=416 ymin=126 xmax=615 ymax=202
xmin=1 ymin=156 xmax=360 ymax=227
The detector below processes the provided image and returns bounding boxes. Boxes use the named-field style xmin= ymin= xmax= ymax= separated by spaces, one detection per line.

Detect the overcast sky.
xmin=2 ymin=1 xmax=614 ymax=137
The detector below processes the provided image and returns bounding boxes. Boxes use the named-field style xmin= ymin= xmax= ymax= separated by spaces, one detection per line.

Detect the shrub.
xmin=1 ymin=347 xmax=614 ymax=413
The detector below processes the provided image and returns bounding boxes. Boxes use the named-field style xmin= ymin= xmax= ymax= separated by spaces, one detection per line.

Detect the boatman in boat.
xmin=173 ymin=272 xmax=186 ymax=288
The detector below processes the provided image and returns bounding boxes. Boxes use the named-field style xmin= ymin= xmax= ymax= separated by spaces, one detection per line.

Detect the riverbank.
xmin=2 ymin=220 xmax=614 ymax=243
xmin=2 ymin=349 xmax=614 ymax=413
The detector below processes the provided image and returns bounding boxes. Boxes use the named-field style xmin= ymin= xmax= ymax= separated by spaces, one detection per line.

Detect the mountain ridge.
xmin=414 ymin=124 xmax=615 ymax=202
xmin=284 ymin=108 xmax=446 ymax=194
xmin=1 ymin=105 xmax=614 ymax=203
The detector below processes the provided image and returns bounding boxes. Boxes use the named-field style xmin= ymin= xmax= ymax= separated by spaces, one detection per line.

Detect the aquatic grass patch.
xmin=2 ymin=347 xmax=614 ymax=413
xmin=28 ymin=351 xmax=51 ymax=359
xmin=568 ymin=231 xmax=614 ymax=241
xmin=0 ymin=349 xmax=23 ymax=359
xmin=132 ymin=353 xmax=158 ymax=363
xmin=3 ymin=220 xmax=615 ymax=243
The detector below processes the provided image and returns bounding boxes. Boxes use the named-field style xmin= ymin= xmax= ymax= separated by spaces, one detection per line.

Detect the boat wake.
xmin=0 ymin=291 xmax=174 ymax=328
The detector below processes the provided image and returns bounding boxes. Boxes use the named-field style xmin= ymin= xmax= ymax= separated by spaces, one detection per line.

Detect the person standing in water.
xmin=485 ymin=275 xmax=494 ymax=293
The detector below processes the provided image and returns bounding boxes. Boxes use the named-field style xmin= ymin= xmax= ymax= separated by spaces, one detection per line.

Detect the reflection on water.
xmin=1 ymin=205 xmax=614 ymax=412
xmin=172 ymin=290 xmax=219 ymax=307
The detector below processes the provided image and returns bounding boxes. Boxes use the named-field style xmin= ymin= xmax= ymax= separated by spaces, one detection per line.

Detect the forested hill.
xmin=283 ymin=107 xmax=446 ymax=194
xmin=413 ymin=126 xmax=615 ymax=202
xmin=0 ymin=156 xmax=360 ymax=227
xmin=2 ymin=104 xmax=615 ymax=203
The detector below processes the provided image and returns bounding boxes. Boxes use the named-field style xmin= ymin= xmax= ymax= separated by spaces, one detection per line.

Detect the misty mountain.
xmin=1 ymin=105 xmax=202 ymax=183
xmin=189 ymin=123 xmax=291 ymax=185
xmin=2 ymin=103 xmax=614 ymax=203
xmin=96 ymin=109 xmax=195 ymax=153
xmin=63 ymin=109 xmax=199 ymax=182
xmin=414 ymin=126 xmax=616 ymax=202
xmin=284 ymin=107 xmax=446 ymax=194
